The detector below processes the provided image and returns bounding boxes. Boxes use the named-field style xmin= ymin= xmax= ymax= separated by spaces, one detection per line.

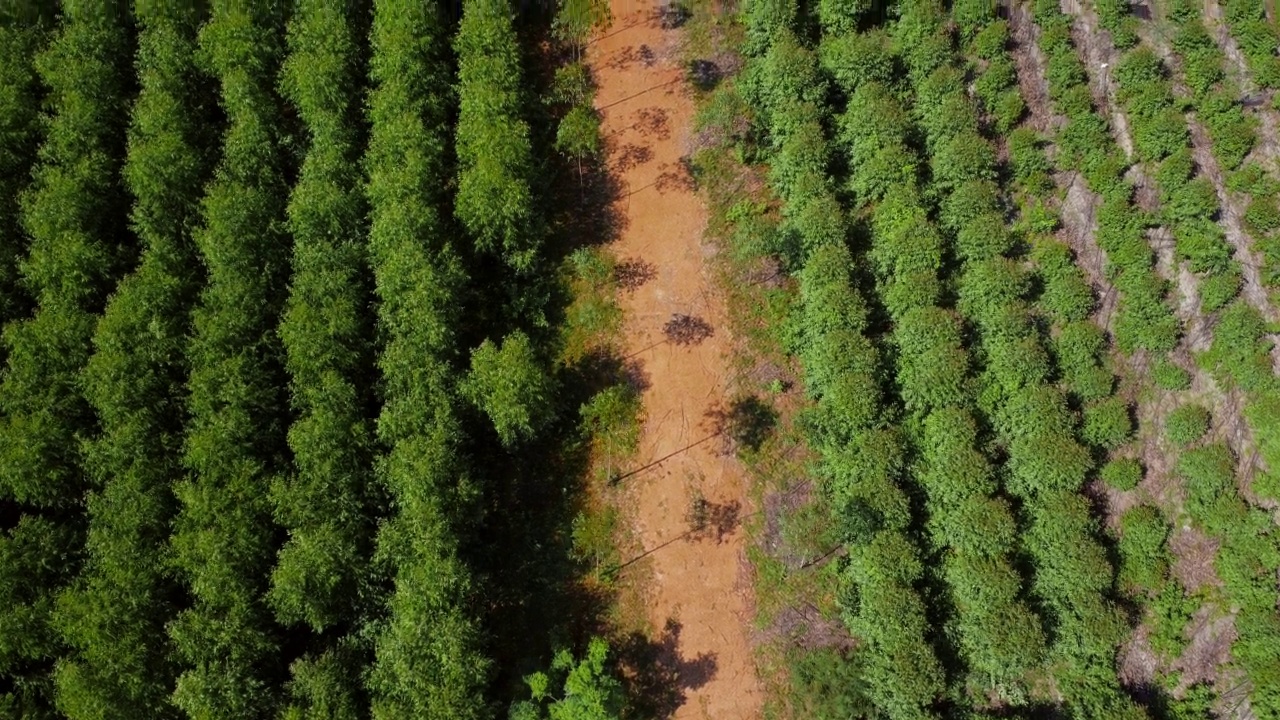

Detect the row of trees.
xmin=857 ymin=3 xmax=1053 ymax=701
xmin=1032 ymin=0 xmax=1181 ymax=355
xmin=0 ymin=6 xmax=49 ymax=328
xmin=167 ymin=2 xmax=294 ymax=716
xmin=1106 ymin=34 xmax=1244 ymax=312
xmin=904 ymin=5 xmax=1145 ymax=715
xmin=0 ymin=4 xmax=135 ymax=716
xmin=1065 ymin=2 xmax=1280 ymax=715
xmin=53 ymin=4 xmax=214 ymax=718
xmin=1215 ymin=0 xmax=1280 ymax=90
xmin=1164 ymin=0 xmax=1280 ymax=291
xmin=362 ymin=0 xmax=490 ymax=717
xmin=273 ymin=1 xmax=378 ymax=716
xmin=741 ymin=7 xmax=949 ymax=717
xmin=0 ymin=0 xmax=608 ymax=716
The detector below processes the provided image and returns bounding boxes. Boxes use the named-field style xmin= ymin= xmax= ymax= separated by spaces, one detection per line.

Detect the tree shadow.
xmin=687 ymin=59 xmax=722 ymax=92
xmin=662 ymin=314 xmax=713 ymax=346
xmin=631 ymin=106 xmax=671 ymax=140
xmin=654 ymin=158 xmax=698 ymax=194
xmin=655 ymin=3 xmax=691 ymax=30
xmin=614 ymin=142 xmax=653 ymax=171
xmin=704 ymin=395 xmax=777 ymax=454
xmin=685 ymin=492 xmax=742 ymax=544
xmin=616 ymin=618 xmax=717 ymax=718
xmin=615 ymin=257 xmax=657 ymax=291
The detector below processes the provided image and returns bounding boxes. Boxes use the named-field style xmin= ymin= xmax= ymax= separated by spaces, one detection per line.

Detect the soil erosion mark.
xmin=588 ymin=3 xmax=765 ymax=718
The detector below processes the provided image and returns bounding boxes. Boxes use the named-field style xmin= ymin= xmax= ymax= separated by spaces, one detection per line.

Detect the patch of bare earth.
xmin=588 ymin=4 xmax=764 ymax=718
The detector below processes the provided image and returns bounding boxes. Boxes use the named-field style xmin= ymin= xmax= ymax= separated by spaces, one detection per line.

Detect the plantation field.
xmin=703 ymin=0 xmax=1280 ymax=717
xmin=4 ymin=0 xmax=1280 ymax=719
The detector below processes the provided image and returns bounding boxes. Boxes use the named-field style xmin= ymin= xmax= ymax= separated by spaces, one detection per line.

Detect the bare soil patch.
xmin=589 ymin=4 xmax=764 ymax=717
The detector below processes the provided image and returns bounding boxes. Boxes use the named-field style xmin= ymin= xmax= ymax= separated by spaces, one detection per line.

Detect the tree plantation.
xmin=3 ymin=0 xmax=1280 ymax=719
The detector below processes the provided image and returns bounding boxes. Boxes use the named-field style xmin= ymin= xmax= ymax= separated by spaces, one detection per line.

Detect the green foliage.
xmin=743 ymin=30 xmax=825 ymax=141
xmin=1151 ymin=359 xmax=1191 ymax=391
xmin=840 ymin=533 xmax=945 ymax=720
xmin=168 ymin=3 xmax=293 ymax=716
xmin=279 ymin=644 xmax=365 ymax=720
xmin=786 ymin=648 xmax=873 ymax=720
xmin=0 ymin=18 xmax=46 ymax=325
xmin=1200 ymin=89 xmax=1256 ymax=170
xmin=815 ymin=0 xmax=871 ymax=36
xmin=581 ymin=384 xmax=641 ymax=476
xmin=456 ymin=0 xmax=541 ymax=273
xmin=1082 ymin=396 xmax=1133 ymax=450
xmin=52 ymin=5 xmax=210 ymax=718
xmin=1094 ymin=0 xmax=1138 ymax=49
xmin=363 ymin=1 xmax=490 ymax=717
xmin=818 ymin=29 xmax=894 ymax=92
xmin=551 ymin=0 xmax=609 ymax=51
xmin=464 ymin=331 xmax=554 ymax=446
xmin=0 ymin=6 xmax=133 ymax=714
xmin=1146 ymin=582 xmax=1197 ymax=661
xmin=1100 ymin=458 xmax=1143 ymax=491
xmin=1166 ymin=403 xmax=1210 ymax=446
xmin=1034 ymin=241 xmax=1095 ymax=323
xmin=1116 ymin=506 xmax=1170 ymax=595
xmin=743 ymin=0 xmax=797 ymax=56
xmin=510 ymin=637 xmax=624 ymax=720
xmin=1113 ymin=48 xmax=1186 ymax=162
xmin=270 ymin=18 xmax=377 ymax=718
xmin=1198 ymin=267 xmax=1242 ymax=313
xmin=556 ymin=104 xmax=602 ymax=165
xmin=1218 ymin=0 xmax=1280 ymax=91
xmin=969 ymin=19 xmax=1008 ymax=60
xmin=1008 ymin=128 xmax=1053 ymax=195
xmin=1200 ymin=300 xmax=1275 ymax=395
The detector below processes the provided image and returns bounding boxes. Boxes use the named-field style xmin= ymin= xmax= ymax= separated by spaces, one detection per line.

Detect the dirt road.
xmin=587 ymin=4 xmax=764 ymax=718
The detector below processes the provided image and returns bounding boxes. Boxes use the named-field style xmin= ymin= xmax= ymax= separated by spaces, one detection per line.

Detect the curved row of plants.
xmin=54 ymin=5 xmax=213 ymax=718
xmin=913 ymin=4 xmax=1143 ymax=716
xmin=741 ymin=8 xmax=948 ymax=717
xmin=272 ymin=1 xmax=378 ymax=714
xmin=167 ymin=3 xmax=295 ymax=715
xmin=1106 ymin=33 xmax=1243 ymax=313
xmin=1192 ymin=0 xmax=1280 ymax=285
xmin=1031 ymin=0 xmax=1182 ymax=356
xmin=1196 ymin=304 xmax=1280 ymax=720
xmin=0 ymin=5 xmax=134 ymax=715
xmin=827 ymin=3 xmax=1054 ymax=707
xmin=0 ymin=7 xmax=49 ymax=327
xmin=1212 ymin=0 xmax=1280 ymax=92
xmin=1053 ymin=2 xmax=1280 ymax=713
xmin=738 ymin=0 xmax=1159 ymax=715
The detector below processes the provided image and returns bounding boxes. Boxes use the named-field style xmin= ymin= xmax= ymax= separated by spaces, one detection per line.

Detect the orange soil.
xmin=588 ymin=4 xmax=765 ymax=718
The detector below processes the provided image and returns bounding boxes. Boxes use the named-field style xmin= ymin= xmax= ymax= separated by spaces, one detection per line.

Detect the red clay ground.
xmin=588 ymin=4 xmax=764 ymax=718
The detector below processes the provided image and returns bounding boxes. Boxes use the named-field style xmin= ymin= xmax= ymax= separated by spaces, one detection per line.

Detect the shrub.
xmin=970 ymin=19 xmax=1009 ymax=60
xmin=1199 ymin=268 xmax=1242 ymax=313
xmin=1117 ymin=505 xmax=1171 ymax=594
xmin=1151 ymin=359 xmax=1192 ymax=391
xmin=1100 ymin=458 xmax=1143 ymax=491
xmin=1166 ymin=403 xmax=1211 ymax=446
xmin=1082 ymin=396 xmax=1134 ymax=450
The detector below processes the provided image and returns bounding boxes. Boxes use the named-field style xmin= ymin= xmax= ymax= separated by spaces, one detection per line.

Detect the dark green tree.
xmin=53 ymin=4 xmax=213 ymax=718
xmin=363 ymin=1 xmax=491 ymax=717
xmin=456 ymin=0 xmax=541 ymax=274
xmin=270 ymin=2 xmax=378 ymax=715
xmin=0 ymin=4 xmax=134 ymax=714
xmin=167 ymin=2 xmax=293 ymax=717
